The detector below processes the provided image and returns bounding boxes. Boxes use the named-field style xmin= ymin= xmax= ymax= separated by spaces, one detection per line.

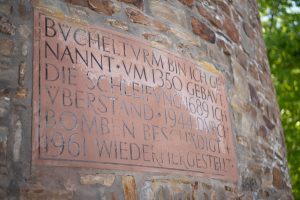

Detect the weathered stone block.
xmin=216 ymin=38 xmax=232 ymax=55
xmin=236 ymin=47 xmax=248 ymax=69
xmin=0 ymin=98 xmax=9 ymax=118
xmin=248 ymin=83 xmax=260 ymax=107
xmin=119 ymin=0 xmax=143 ymax=9
xmin=0 ymin=139 xmax=6 ymax=156
xmin=149 ymin=0 xmax=187 ymax=28
xmin=106 ymin=18 xmax=129 ymax=31
xmin=13 ymin=120 xmax=22 ymax=162
xmin=80 ymin=174 xmax=115 ymax=186
xmin=0 ymin=39 xmax=14 ymax=56
xmin=248 ymin=61 xmax=259 ymax=80
xmin=241 ymin=177 xmax=259 ymax=192
xmin=21 ymin=42 xmax=29 ymax=56
xmin=0 ymin=187 xmax=6 ymax=199
xmin=15 ymin=88 xmax=28 ymax=99
xmin=0 ymin=107 xmax=8 ymax=118
xmin=263 ymin=115 xmax=275 ymax=130
xmin=197 ymin=3 xmax=222 ymax=28
xmin=152 ymin=179 xmax=193 ymax=199
xmin=151 ymin=20 xmax=169 ymax=32
xmin=139 ymin=181 xmax=154 ymax=199
xmin=191 ymin=17 xmax=215 ymax=43
xmin=126 ymin=7 xmax=168 ymax=32
xmin=169 ymin=27 xmax=199 ymax=46
xmin=232 ymin=59 xmax=249 ymax=101
xmin=273 ymin=167 xmax=284 ymax=189
xmin=66 ymin=0 xmax=89 ymax=7
xmin=179 ymin=0 xmax=194 ymax=7
xmin=217 ymin=1 xmax=231 ymax=16
xmin=208 ymin=44 xmax=230 ymax=66
xmin=126 ymin=7 xmax=150 ymax=25
xmin=20 ymin=183 xmax=73 ymax=200
xmin=142 ymin=33 xmax=172 ymax=48
xmin=223 ymin=15 xmax=240 ymax=43
xmin=236 ymin=135 xmax=248 ymax=147
xmin=243 ymin=21 xmax=255 ymax=39
xmin=257 ymin=125 xmax=268 ymax=141
xmin=18 ymin=25 xmax=31 ymax=39
xmin=0 ymin=174 xmax=9 ymax=188
xmin=0 ymin=3 xmax=12 ymax=16
xmin=0 ymin=16 xmax=15 ymax=35
xmin=88 ymin=0 xmax=116 ymax=16
xmin=18 ymin=62 xmax=26 ymax=87
xmin=0 ymin=127 xmax=8 ymax=140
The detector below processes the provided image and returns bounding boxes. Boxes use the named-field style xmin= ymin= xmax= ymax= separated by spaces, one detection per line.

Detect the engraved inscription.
xmin=32 ymin=11 xmax=238 ymax=182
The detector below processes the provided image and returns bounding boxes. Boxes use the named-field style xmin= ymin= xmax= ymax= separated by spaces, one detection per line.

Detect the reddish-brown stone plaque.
xmin=32 ymin=10 xmax=238 ymax=182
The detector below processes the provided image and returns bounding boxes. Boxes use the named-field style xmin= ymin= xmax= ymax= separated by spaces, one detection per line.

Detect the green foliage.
xmin=258 ymin=0 xmax=300 ymax=198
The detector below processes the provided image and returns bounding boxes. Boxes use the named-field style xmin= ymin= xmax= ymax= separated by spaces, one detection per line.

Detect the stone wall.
xmin=0 ymin=0 xmax=293 ymax=199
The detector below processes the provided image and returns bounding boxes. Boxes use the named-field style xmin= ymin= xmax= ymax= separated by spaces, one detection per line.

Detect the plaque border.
xmin=32 ymin=9 xmax=238 ymax=182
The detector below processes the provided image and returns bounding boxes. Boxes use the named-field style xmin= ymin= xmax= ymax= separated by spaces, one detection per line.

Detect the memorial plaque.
xmin=32 ymin=10 xmax=238 ymax=182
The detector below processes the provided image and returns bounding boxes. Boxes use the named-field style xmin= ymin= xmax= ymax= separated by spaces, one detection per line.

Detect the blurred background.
xmin=258 ymin=0 xmax=300 ymax=198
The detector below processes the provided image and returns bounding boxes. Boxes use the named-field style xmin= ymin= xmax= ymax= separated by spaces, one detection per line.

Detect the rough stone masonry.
xmin=0 ymin=0 xmax=293 ymax=199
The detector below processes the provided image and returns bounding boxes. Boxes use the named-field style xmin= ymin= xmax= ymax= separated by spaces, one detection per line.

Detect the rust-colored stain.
xmin=15 ymin=87 xmax=28 ymax=99
xmin=32 ymin=9 xmax=238 ymax=182
xmin=111 ymin=192 xmax=117 ymax=200
xmin=122 ymin=176 xmax=137 ymax=200
xmin=192 ymin=181 xmax=198 ymax=200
